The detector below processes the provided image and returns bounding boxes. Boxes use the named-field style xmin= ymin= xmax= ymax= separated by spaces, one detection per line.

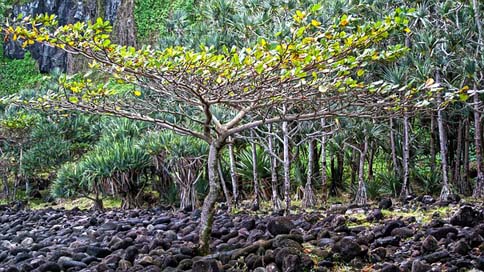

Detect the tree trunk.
xmin=331 ymin=152 xmax=344 ymax=196
xmin=217 ymin=160 xmax=231 ymax=210
xmin=453 ymin=118 xmax=463 ymax=188
xmin=430 ymin=114 xmax=436 ymax=173
xmin=282 ymin=118 xmax=291 ymax=214
xmin=400 ymin=111 xmax=411 ymax=199
xmin=471 ymin=0 xmax=484 ymax=197
xmin=350 ymin=149 xmax=358 ymax=185
xmin=473 ymin=83 xmax=484 ymax=198
xmin=250 ymin=130 xmax=260 ymax=210
xmin=302 ymin=139 xmax=317 ymax=208
xmin=355 ymin=134 xmax=369 ymax=206
xmin=320 ymin=118 xmax=328 ymax=203
xmin=330 ymin=155 xmax=336 ymax=195
xmin=462 ymin=118 xmax=471 ymax=195
xmin=337 ymin=153 xmax=344 ymax=186
xmin=437 ymin=74 xmax=450 ymax=201
xmin=20 ymin=145 xmax=26 ymax=201
xmin=368 ymin=142 xmax=375 ymax=181
xmin=93 ymin=197 xmax=104 ymax=211
xmin=389 ymin=118 xmax=400 ymax=176
xmin=198 ymin=142 xmax=221 ymax=255
xmin=179 ymin=183 xmax=192 ymax=211
xmin=122 ymin=192 xmax=141 ymax=209
xmin=227 ymin=136 xmax=239 ymax=207
xmin=2 ymin=174 xmax=9 ymax=199
xmin=268 ymin=124 xmax=281 ymax=212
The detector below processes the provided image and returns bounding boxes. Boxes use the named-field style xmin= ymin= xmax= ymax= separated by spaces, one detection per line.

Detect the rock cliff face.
xmin=4 ymin=0 xmax=136 ymax=73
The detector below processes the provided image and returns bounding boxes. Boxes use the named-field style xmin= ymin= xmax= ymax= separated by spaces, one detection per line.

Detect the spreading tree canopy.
xmin=2 ymin=5 xmax=411 ymax=254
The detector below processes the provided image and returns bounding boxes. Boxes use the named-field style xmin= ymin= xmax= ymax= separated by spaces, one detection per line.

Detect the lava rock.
xmin=452 ymin=239 xmax=470 ymax=255
xmin=266 ymin=263 xmax=281 ymax=272
xmin=423 ymin=250 xmax=450 ymax=263
xmin=37 ymin=262 xmax=61 ymax=272
xmin=267 ymin=217 xmax=294 ymax=236
xmin=241 ymin=218 xmax=256 ymax=231
xmin=367 ymin=209 xmax=384 ymax=222
xmin=378 ymin=198 xmax=392 ymax=210
xmin=332 ymin=237 xmax=366 ymax=262
xmin=381 ymin=263 xmax=399 ymax=272
xmin=450 ymin=205 xmax=483 ymax=227
xmin=58 ymin=257 xmax=87 ymax=270
xmin=411 ymin=260 xmax=431 ymax=272
xmin=375 ymin=236 xmax=400 ymax=247
xmin=422 ymin=235 xmax=438 ymax=252
xmin=86 ymin=246 xmax=112 ymax=258
xmin=420 ymin=195 xmax=435 ymax=204
xmin=14 ymin=252 xmax=32 ymax=263
xmin=192 ymin=259 xmax=222 ymax=272
xmin=447 ymin=193 xmax=461 ymax=204
xmin=391 ymin=227 xmax=414 ymax=239
xmin=428 ymin=226 xmax=458 ymax=240
xmin=382 ymin=220 xmax=404 ymax=237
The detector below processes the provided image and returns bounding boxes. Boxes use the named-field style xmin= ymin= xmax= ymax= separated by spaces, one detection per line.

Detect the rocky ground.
xmin=0 ymin=196 xmax=482 ymax=272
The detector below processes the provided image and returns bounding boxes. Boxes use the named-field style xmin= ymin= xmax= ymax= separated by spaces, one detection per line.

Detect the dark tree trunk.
xmin=93 ymin=198 xmax=104 ymax=211
xmin=331 ymin=152 xmax=344 ymax=196
xmin=368 ymin=142 xmax=375 ymax=181
xmin=330 ymin=155 xmax=336 ymax=195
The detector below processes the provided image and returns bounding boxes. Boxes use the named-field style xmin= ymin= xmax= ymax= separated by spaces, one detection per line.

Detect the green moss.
xmin=29 ymin=196 xmax=122 ymax=210
xmin=0 ymin=44 xmax=41 ymax=96
xmin=134 ymin=0 xmax=194 ymax=43
xmin=381 ymin=206 xmax=453 ymax=224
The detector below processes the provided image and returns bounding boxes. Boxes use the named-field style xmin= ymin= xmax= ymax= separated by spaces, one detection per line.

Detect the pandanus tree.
xmin=51 ymin=162 xmax=104 ymax=210
xmin=0 ymin=108 xmax=37 ymax=200
xmin=52 ymin=135 xmax=151 ymax=210
xmin=3 ymin=6 xmax=410 ymax=254
xmin=82 ymin=139 xmax=151 ymax=209
xmin=144 ymin=131 xmax=208 ymax=211
xmin=235 ymin=142 xmax=271 ymax=206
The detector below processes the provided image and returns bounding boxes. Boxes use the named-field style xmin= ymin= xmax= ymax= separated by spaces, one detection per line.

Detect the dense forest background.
xmin=0 ymin=0 xmax=483 ymax=212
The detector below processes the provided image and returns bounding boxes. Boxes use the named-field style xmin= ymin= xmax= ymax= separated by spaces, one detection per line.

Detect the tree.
xmin=4 ymin=7 xmax=410 ymax=254
xmin=471 ymin=0 xmax=484 ymax=198
xmin=144 ymin=131 xmax=208 ymax=210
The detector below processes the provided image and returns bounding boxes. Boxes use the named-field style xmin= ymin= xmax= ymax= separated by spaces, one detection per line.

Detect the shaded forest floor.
xmin=0 ymin=196 xmax=482 ymax=272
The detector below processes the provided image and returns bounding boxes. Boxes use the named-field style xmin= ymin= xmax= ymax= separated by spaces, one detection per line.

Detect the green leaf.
xmin=311 ymin=3 xmax=322 ymax=13
xmin=68 ymin=96 xmax=79 ymax=104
